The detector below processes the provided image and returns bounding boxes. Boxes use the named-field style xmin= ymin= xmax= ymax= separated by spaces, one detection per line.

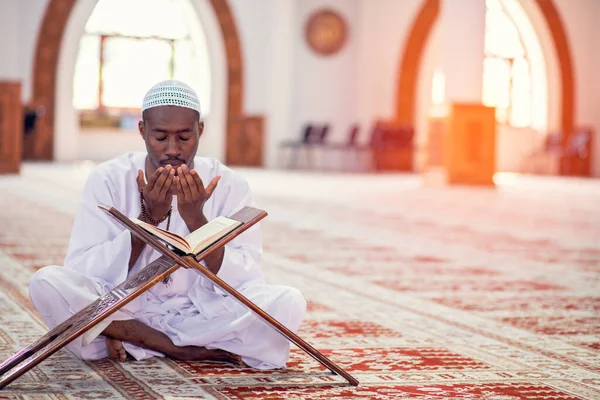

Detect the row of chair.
xmin=280 ymin=121 xmax=414 ymax=170
xmin=279 ymin=122 xmax=415 ymax=171
xmin=280 ymin=122 xmax=414 ymax=170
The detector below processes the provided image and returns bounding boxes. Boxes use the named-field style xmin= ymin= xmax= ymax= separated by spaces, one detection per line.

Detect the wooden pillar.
xmin=0 ymin=82 xmax=22 ymax=174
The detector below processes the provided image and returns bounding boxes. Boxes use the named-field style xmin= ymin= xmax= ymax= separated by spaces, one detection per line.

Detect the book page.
xmin=186 ymin=216 xmax=242 ymax=254
xmin=130 ymin=218 xmax=191 ymax=253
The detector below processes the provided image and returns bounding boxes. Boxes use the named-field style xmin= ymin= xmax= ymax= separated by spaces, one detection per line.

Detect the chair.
xmin=525 ymin=130 xmax=592 ymax=175
xmin=367 ymin=122 xmax=414 ymax=171
xmin=279 ymin=124 xmax=327 ymax=169
xmin=346 ymin=124 xmax=360 ymax=147
xmin=318 ymin=124 xmax=361 ymax=171
xmin=561 ymin=129 xmax=593 ymax=176
xmin=564 ymin=130 xmax=591 ymax=158
xmin=318 ymin=124 xmax=330 ymax=145
xmin=310 ymin=124 xmax=331 ymax=169
xmin=340 ymin=124 xmax=362 ymax=171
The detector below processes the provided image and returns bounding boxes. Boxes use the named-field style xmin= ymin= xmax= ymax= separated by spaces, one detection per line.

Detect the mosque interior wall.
xmin=2 ymin=0 xmax=599 ymax=176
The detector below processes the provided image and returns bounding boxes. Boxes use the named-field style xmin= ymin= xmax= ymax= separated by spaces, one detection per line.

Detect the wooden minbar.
xmin=424 ymin=102 xmax=496 ymax=186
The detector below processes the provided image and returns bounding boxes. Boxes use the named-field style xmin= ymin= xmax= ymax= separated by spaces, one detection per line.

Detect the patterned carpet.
xmin=0 ymin=163 xmax=599 ymax=399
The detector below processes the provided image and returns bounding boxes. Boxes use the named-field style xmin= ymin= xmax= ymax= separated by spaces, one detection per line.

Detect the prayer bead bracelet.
xmin=139 ymin=191 xmax=172 ymax=231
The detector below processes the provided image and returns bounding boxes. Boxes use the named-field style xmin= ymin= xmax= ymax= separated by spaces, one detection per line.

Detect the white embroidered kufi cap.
xmin=142 ymin=80 xmax=201 ymax=116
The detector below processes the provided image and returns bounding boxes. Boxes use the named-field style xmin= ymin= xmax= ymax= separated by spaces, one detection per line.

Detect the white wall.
xmin=264 ymin=0 xmax=363 ymax=168
xmin=7 ymin=0 xmax=600 ymax=175
xmin=229 ymin=0 xmax=295 ymax=168
xmin=357 ymin=0 xmax=423 ymax=144
xmin=0 ymin=0 xmax=20 ymax=80
xmin=264 ymin=0 xmax=295 ymax=168
xmin=440 ymin=0 xmax=486 ymax=103
xmin=289 ymin=0 xmax=360 ymax=145
xmin=17 ymin=0 xmax=49 ymax=102
xmin=229 ymin=0 xmax=274 ymax=116
xmin=594 ymin=25 xmax=600 ymax=177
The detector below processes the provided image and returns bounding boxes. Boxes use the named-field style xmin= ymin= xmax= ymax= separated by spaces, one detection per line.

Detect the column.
xmin=0 ymin=0 xmax=22 ymax=174
xmin=425 ymin=0 xmax=496 ymax=186
xmin=441 ymin=0 xmax=485 ymax=103
xmin=265 ymin=0 xmax=295 ymax=168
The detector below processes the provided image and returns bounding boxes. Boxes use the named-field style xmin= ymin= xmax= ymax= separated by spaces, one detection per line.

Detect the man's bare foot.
xmin=173 ymin=346 xmax=243 ymax=366
xmin=106 ymin=338 xmax=127 ymax=362
xmin=102 ymin=320 xmax=242 ymax=366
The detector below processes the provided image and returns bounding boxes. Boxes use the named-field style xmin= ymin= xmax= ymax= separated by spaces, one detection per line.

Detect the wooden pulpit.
xmin=424 ymin=103 xmax=496 ymax=186
xmin=0 ymin=81 xmax=22 ymax=174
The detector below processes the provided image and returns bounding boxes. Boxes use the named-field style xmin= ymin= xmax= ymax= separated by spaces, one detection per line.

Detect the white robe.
xmin=28 ymin=152 xmax=306 ymax=369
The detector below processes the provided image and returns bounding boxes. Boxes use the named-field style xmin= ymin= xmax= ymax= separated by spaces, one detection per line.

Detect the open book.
xmin=131 ymin=216 xmax=242 ymax=255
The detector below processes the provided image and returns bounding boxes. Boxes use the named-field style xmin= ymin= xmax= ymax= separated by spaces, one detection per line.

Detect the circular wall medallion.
xmin=305 ymin=9 xmax=348 ymax=56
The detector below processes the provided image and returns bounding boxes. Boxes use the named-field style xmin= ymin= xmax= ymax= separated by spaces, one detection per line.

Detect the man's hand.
xmin=136 ymin=165 xmax=176 ymax=222
xmin=175 ymin=164 xmax=220 ymax=230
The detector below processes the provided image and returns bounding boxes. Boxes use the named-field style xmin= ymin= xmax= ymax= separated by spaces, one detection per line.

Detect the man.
xmin=29 ymin=80 xmax=306 ymax=369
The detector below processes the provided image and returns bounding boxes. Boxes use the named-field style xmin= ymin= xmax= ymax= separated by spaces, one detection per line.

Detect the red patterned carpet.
xmin=0 ymin=165 xmax=599 ymax=399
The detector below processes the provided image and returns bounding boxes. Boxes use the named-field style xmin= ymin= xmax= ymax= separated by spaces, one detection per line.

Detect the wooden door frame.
xmin=396 ymin=0 xmax=574 ymax=137
xmin=27 ymin=0 xmax=246 ymax=163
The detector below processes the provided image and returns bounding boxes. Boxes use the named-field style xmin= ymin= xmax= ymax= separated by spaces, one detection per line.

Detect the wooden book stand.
xmin=0 ymin=205 xmax=359 ymax=389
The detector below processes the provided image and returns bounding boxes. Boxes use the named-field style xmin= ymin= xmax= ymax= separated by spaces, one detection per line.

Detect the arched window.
xmin=73 ymin=0 xmax=211 ymax=127
xmin=482 ymin=0 xmax=547 ymax=130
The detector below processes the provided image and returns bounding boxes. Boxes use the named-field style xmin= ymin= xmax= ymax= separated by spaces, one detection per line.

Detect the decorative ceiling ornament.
xmin=305 ymin=8 xmax=348 ymax=56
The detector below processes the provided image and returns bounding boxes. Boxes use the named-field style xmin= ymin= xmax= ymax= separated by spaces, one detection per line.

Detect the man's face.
xmin=139 ymin=106 xmax=203 ymax=171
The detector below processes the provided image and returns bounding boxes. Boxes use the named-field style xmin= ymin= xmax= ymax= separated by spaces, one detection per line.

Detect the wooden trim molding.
xmin=0 ymin=82 xmax=22 ymax=174
xmin=26 ymin=0 xmax=77 ymax=160
xmin=208 ymin=0 xmax=247 ymax=166
xmin=396 ymin=0 xmax=575 ymax=139
xmin=228 ymin=114 xmax=265 ymax=167
xmin=396 ymin=0 xmax=439 ymax=126
xmin=534 ymin=0 xmax=575 ymax=138
xmin=28 ymin=0 xmax=256 ymax=165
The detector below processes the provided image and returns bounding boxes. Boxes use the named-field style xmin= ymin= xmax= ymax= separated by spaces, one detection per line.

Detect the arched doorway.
xmin=396 ymin=0 xmax=574 ymax=142
xmin=25 ymin=0 xmax=247 ymax=164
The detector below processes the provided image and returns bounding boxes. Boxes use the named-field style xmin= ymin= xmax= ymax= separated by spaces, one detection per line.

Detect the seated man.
xmin=29 ymin=80 xmax=306 ymax=369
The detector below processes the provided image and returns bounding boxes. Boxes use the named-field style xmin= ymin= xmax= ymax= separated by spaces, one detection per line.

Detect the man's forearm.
xmin=129 ymin=213 xmax=148 ymax=270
